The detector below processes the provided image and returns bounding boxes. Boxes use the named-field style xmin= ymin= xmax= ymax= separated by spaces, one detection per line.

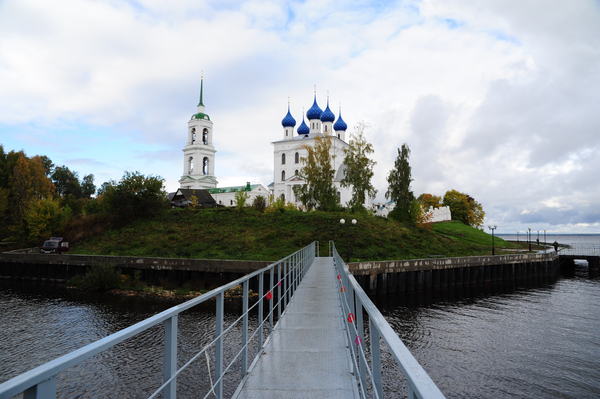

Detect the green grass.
xmin=70 ymin=208 xmax=527 ymax=262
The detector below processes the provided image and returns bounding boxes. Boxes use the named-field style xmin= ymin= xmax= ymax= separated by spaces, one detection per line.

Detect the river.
xmin=1 ymin=237 xmax=600 ymax=398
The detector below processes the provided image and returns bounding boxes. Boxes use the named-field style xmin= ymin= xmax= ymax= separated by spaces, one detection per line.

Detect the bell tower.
xmin=179 ymin=77 xmax=218 ymax=189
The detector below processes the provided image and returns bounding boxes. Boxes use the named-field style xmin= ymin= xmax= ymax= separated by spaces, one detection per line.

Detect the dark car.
xmin=40 ymin=238 xmax=69 ymax=254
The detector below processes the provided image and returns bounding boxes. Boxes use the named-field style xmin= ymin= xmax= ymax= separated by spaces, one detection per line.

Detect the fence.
xmin=0 ymin=242 xmax=316 ymax=399
xmin=559 ymin=246 xmax=600 ymax=257
xmin=330 ymin=241 xmax=445 ymax=399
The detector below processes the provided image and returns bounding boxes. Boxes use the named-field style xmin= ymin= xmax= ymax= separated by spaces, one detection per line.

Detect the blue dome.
xmin=320 ymin=100 xmax=335 ymax=122
xmin=297 ymin=117 xmax=309 ymax=135
xmin=281 ymin=107 xmax=296 ymax=127
xmin=334 ymin=112 xmax=347 ymax=131
xmin=306 ymin=95 xmax=323 ymax=120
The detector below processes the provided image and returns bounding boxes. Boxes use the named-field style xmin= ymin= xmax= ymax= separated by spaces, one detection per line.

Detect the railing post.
xmin=271 ymin=265 xmax=276 ymax=327
xmin=355 ymin=295 xmax=366 ymax=391
xmin=162 ymin=315 xmax=178 ymax=399
xmin=23 ymin=377 xmax=56 ymax=399
xmin=369 ymin=317 xmax=383 ymax=399
xmin=242 ymin=280 xmax=249 ymax=376
xmin=277 ymin=263 xmax=283 ymax=320
xmin=258 ymin=272 xmax=264 ymax=348
xmin=215 ymin=292 xmax=224 ymax=399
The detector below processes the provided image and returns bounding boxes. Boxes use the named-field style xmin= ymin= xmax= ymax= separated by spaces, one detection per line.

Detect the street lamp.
xmin=488 ymin=225 xmax=497 ymax=255
xmin=528 ymin=227 xmax=532 ymax=252
xmin=339 ymin=218 xmax=357 ymax=261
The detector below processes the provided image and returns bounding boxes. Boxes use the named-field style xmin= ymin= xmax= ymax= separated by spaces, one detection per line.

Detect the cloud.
xmin=1 ymin=0 xmax=600 ymax=232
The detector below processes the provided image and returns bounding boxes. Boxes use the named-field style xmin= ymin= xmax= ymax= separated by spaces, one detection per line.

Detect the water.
xmin=1 ymin=237 xmax=600 ymax=398
xmin=0 ymin=287 xmax=263 ymax=398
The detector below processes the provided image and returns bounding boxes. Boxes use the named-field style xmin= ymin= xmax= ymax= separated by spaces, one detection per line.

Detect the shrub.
xmin=69 ymin=264 xmax=121 ymax=292
xmin=252 ymin=195 xmax=267 ymax=212
xmin=234 ymin=191 xmax=249 ymax=210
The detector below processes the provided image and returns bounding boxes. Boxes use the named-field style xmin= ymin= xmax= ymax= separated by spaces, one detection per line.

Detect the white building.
xmin=373 ymin=202 xmax=452 ymax=222
xmin=179 ymin=78 xmax=217 ymax=190
xmin=178 ymin=79 xmax=270 ymax=206
xmin=272 ymin=94 xmax=360 ymax=207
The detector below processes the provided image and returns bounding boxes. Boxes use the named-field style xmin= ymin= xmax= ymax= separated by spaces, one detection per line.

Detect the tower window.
xmin=295 ymin=152 xmax=299 ymax=163
xmin=337 ymin=133 xmax=340 ymax=139
xmin=202 ymin=128 xmax=208 ymax=145
xmin=281 ymin=153 xmax=286 ymax=165
xmin=281 ymin=170 xmax=285 ymax=181
xmin=295 ymin=169 xmax=298 ymax=176
xmin=324 ymin=125 xmax=327 ymax=132
xmin=188 ymin=156 xmax=194 ymax=174
xmin=191 ymin=128 xmax=196 ymax=144
xmin=203 ymin=157 xmax=209 ymax=175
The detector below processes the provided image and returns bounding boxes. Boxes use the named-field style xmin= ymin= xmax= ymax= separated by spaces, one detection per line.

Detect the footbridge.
xmin=0 ymin=242 xmax=445 ymax=399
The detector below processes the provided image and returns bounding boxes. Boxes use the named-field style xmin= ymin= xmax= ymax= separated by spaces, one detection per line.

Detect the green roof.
xmin=208 ymin=184 xmax=262 ymax=194
xmin=193 ymin=112 xmax=210 ymax=121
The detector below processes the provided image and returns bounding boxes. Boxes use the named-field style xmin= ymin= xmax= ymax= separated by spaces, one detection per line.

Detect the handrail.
xmin=0 ymin=242 xmax=317 ymax=399
xmin=330 ymin=241 xmax=445 ymax=399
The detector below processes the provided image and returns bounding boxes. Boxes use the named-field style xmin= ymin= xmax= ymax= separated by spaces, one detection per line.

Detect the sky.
xmin=1 ymin=0 xmax=599 ymax=234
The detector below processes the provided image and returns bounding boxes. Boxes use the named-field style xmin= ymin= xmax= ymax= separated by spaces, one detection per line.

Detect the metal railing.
xmin=558 ymin=246 xmax=600 ymax=256
xmin=330 ymin=241 xmax=445 ymax=399
xmin=0 ymin=242 xmax=316 ymax=399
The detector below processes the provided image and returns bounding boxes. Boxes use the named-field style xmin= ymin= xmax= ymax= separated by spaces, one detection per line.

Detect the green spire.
xmin=197 ymin=76 xmax=204 ymax=107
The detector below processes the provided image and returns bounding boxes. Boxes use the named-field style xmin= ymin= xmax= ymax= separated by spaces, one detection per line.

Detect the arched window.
xmin=294 ymin=169 xmax=298 ymax=176
xmin=191 ymin=128 xmax=196 ymax=144
xmin=281 ymin=153 xmax=286 ymax=165
xmin=203 ymin=157 xmax=209 ymax=175
xmin=295 ymin=152 xmax=299 ymax=163
xmin=324 ymin=125 xmax=327 ymax=132
xmin=337 ymin=133 xmax=340 ymax=139
xmin=188 ymin=156 xmax=194 ymax=174
xmin=281 ymin=170 xmax=285 ymax=181
xmin=202 ymin=128 xmax=208 ymax=145
xmin=280 ymin=194 xmax=285 ymax=201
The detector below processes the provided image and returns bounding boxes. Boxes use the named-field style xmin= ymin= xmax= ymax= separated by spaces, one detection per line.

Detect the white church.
xmin=177 ymin=80 xmax=359 ymax=208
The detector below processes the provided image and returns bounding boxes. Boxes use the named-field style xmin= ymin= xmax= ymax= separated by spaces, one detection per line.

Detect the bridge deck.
xmin=233 ymin=257 xmax=359 ymax=398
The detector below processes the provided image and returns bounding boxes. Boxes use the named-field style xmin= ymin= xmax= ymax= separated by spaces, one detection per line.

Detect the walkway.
xmin=233 ymin=257 xmax=359 ymax=398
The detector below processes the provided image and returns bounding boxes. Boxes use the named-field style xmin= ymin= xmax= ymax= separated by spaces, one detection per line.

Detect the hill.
xmin=70 ymin=208 xmax=523 ymax=262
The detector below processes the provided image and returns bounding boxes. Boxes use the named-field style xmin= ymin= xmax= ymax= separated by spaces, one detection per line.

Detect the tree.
xmin=81 ymin=174 xmax=96 ymax=198
xmin=234 ymin=190 xmax=249 ymax=210
xmin=417 ymin=193 xmax=442 ymax=210
xmin=442 ymin=189 xmax=485 ymax=227
xmin=341 ymin=123 xmax=377 ymax=211
xmin=386 ymin=144 xmax=414 ymax=223
xmin=51 ymin=166 xmax=82 ymax=198
xmin=101 ymin=171 xmax=167 ymax=222
xmin=293 ymin=136 xmax=339 ymax=211
xmin=24 ymin=198 xmax=72 ymax=242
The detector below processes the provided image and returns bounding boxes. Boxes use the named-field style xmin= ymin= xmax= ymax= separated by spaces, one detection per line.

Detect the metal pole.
xmin=258 ymin=272 xmax=264 ymax=349
xmin=163 ymin=315 xmax=178 ymax=399
xmin=354 ymin=294 xmax=366 ymax=390
xmin=271 ymin=266 xmax=276 ymax=328
xmin=277 ymin=263 xmax=283 ymax=320
xmin=528 ymin=228 xmax=532 ymax=252
xmin=241 ymin=280 xmax=249 ymax=376
xmin=215 ymin=292 xmax=224 ymax=399
xmin=369 ymin=317 xmax=383 ymax=399
xmin=544 ymin=230 xmax=546 ymax=245
xmin=23 ymin=378 xmax=56 ymax=399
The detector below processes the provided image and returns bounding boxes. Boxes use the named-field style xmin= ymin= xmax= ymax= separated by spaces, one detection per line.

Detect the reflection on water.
xmin=376 ymin=270 xmax=600 ymax=398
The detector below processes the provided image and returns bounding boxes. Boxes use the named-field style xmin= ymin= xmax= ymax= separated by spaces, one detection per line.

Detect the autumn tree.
xmin=24 ymin=198 xmax=72 ymax=242
xmin=442 ymin=189 xmax=485 ymax=227
xmin=341 ymin=123 xmax=377 ymax=211
xmin=386 ymin=144 xmax=415 ymax=223
xmin=293 ymin=136 xmax=339 ymax=211
xmin=417 ymin=193 xmax=442 ymax=210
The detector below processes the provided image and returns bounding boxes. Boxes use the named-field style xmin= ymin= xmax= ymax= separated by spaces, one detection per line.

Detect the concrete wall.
xmin=349 ymin=252 xmax=560 ymax=295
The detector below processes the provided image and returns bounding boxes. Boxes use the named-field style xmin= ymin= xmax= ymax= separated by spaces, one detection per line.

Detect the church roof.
xmin=208 ymin=183 xmax=265 ymax=193
xmin=320 ymin=99 xmax=335 ymax=122
xmin=281 ymin=105 xmax=296 ymax=127
xmin=193 ymin=112 xmax=210 ymax=120
xmin=306 ymin=95 xmax=323 ymax=120
xmin=334 ymin=110 xmax=347 ymax=131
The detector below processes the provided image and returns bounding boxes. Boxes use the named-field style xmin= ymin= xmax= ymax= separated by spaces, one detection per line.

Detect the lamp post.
xmin=544 ymin=229 xmax=546 ymax=245
xmin=517 ymin=231 xmax=519 ymax=242
xmin=339 ymin=218 xmax=357 ymax=261
xmin=488 ymin=225 xmax=497 ymax=255
xmin=528 ymin=227 xmax=532 ymax=252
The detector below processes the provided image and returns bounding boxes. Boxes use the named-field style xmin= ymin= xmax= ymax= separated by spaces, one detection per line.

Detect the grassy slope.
xmin=71 ymin=208 xmax=522 ymax=262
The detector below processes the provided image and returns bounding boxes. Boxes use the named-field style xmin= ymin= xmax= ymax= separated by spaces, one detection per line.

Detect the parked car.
xmin=40 ymin=237 xmax=69 ymax=254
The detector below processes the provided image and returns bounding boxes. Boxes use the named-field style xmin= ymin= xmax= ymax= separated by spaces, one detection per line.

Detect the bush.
xmin=252 ymin=195 xmax=267 ymax=212
xmin=69 ymin=264 xmax=121 ymax=292
xmin=234 ymin=191 xmax=249 ymax=210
